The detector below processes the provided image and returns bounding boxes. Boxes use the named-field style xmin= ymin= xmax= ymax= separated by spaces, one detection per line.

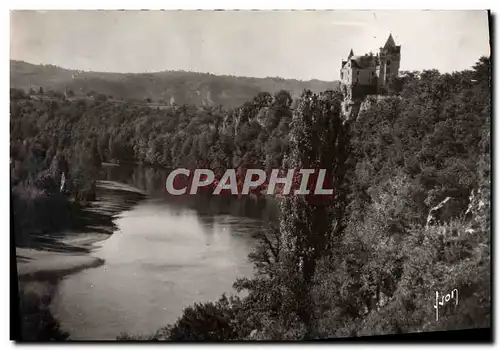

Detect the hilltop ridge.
xmin=10 ymin=60 xmax=340 ymax=108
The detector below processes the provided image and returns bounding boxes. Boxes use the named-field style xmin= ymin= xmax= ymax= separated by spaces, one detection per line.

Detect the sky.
xmin=10 ymin=10 xmax=491 ymax=81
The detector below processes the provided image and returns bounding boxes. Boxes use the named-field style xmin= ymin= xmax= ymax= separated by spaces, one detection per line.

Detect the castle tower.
xmin=377 ymin=34 xmax=401 ymax=92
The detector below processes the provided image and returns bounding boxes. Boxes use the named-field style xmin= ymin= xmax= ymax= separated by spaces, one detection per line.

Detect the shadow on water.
xmin=13 ymin=183 xmax=147 ymax=253
xmin=13 ymin=175 xmax=147 ymax=341
xmin=17 ymin=279 xmax=70 ymax=341
xmin=14 ymin=164 xmax=276 ymax=341
xmin=16 ymin=255 xmax=34 ymax=263
xmin=103 ymin=163 xmax=280 ymax=224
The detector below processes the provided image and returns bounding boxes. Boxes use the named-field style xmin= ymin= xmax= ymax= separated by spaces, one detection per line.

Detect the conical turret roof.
xmin=384 ymin=33 xmax=396 ymax=48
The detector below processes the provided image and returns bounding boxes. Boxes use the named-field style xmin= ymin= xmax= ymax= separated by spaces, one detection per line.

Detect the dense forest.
xmin=11 ymin=56 xmax=490 ymax=340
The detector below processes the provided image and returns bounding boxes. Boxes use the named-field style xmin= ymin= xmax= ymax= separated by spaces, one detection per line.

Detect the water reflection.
xmin=102 ymin=164 xmax=279 ymax=223
xmin=51 ymin=164 xmax=274 ymax=340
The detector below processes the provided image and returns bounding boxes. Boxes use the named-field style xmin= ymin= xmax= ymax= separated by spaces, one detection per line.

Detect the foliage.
xmin=314 ymin=56 xmax=491 ymax=337
xmin=143 ymin=56 xmax=491 ymax=341
xmin=10 ymin=56 xmax=490 ymax=341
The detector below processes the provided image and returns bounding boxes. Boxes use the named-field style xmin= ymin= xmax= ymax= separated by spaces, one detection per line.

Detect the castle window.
xmin=387 ymin=59 xmax=391 ymax=65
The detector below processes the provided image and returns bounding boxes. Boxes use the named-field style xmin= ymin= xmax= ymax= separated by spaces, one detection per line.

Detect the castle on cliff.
xmin=340 ymin=34 xmax=401 ymax=101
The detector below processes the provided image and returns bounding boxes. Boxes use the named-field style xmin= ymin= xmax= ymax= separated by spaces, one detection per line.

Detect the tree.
xmin=167 ymin=295 xmax=239 ymax=341
xmin=273 ymin=90 xmax=292 ymax=107
xmin=275 ymin=90 xmax=351 ymax=338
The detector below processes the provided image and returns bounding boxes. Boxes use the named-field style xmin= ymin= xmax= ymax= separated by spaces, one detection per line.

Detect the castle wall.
xmin=355 ymin=68 xmax=376 ymax=85
xmin=340 ymin=63 xmax=353 ymax=85
xmin=377 ymin=63 xmax=386 ymax=88
xmin=378 ymin=46 xmax=401 ymax=87
xmin=340 ymin=63 xmax=377 ymax=87
xmin=385 ymin=58 xmax=400 ymax=83
xmin=340 ymin=36 xmax=400 ymax=101
xmin=351 ymin=84 xmax=378 ymax=99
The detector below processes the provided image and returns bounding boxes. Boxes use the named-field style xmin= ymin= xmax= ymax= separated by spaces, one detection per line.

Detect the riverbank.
xmin=15 ymin=180 xmax=146 ymax=281
xmin=16 ymin=248 xmax=105 ymax=282
xmin=14 ymin=180 xmax=147 ymax=340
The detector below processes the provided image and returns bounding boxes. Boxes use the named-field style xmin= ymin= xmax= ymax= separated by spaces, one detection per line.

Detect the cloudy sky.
xmin=10 ymin=10 xmax=490 ymax=81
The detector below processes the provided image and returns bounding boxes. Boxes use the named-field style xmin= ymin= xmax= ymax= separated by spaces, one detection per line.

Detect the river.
xmin=50 ymin=164 xmax=278 ymax=340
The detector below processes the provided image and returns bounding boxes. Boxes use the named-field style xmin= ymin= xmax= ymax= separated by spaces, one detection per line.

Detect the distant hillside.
xmin=10 ymin=60 xmax=339 ymax=108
